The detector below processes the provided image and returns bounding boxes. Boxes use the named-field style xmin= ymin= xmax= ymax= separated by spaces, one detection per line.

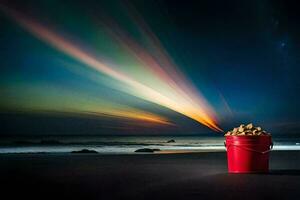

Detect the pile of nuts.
xmin=225 ymin=123 xmax=270 ymax=136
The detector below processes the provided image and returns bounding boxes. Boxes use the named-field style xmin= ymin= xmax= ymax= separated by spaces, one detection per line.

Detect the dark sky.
xmin=1 ymin=0 xmax=300 ymax=136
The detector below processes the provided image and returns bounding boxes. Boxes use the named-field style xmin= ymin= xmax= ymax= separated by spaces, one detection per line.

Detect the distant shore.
xmin=0 ymin=136 xmax=299 ymax=154
xmin=1 ymin=151 xmax=300 ymax=200
xmin=0 ymin=146 xmax=300 ymax=154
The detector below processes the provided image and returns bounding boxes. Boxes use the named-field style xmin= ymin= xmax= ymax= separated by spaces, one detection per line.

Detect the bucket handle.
xmin=224 ymin=141 xmax=273 ymax=154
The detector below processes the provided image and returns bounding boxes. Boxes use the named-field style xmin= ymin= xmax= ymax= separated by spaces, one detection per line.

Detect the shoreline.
xmin=0 ymin=146 xmax=299 ymax=154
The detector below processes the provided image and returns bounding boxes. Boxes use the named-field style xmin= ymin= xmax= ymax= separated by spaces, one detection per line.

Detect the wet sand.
xmin=1 ymin=151 xmax=300 ymax=200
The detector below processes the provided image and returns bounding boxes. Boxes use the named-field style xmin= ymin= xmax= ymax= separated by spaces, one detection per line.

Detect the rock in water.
xmin=135 ymin=148 xmax=160 ymax=153
xmin=71 ymin=149 xmax=98 ymax=154
xmin=167 ymin=139 xmax=175 ymax=143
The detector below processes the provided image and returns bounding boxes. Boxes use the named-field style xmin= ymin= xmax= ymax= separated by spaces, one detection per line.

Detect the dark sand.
xmin=1 ymin=151 xmax=300 ymax=200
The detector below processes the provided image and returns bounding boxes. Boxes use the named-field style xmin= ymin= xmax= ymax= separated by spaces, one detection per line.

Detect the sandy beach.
xmin=1 ymin=151 xmax=300 ymax=200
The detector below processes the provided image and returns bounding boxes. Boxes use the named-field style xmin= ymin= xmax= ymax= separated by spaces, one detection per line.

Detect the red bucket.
xmin=225 ymin=135 xmax=273 ymax=173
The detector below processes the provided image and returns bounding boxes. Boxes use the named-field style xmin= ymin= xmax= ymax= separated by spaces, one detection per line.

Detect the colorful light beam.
xmin=1 ymin=83 xmax=173 ymax=126
xmin=1 ymin=6 xmax=223 ymax=132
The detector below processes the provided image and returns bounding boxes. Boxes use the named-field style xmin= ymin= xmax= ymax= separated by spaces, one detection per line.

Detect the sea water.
xmin=0 ymin=136 xmax=299 ymax=154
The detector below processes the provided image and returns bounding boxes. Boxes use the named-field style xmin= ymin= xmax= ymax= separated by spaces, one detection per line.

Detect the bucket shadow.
xmin=268 ymin=169 xmax=300 ymax=176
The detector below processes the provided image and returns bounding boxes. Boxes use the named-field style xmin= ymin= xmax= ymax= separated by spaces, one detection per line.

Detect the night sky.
xmin=1 ymin=0 xmax=300 ymax=136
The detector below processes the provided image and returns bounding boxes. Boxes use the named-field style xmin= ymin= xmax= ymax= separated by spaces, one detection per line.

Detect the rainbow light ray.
xmin=2 ymin=6 xmax=223 ymax=132
xmin=103 ymin=18 xmax=222 ymax=131
xmin=1 ymin=83 xmax=173 ymax=126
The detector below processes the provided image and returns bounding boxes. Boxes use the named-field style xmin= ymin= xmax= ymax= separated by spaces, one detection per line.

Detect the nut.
xmin=238 ymin=127 xmax=244 ymax=132
xmin=246 ymin=123 xmax=253 ymax=130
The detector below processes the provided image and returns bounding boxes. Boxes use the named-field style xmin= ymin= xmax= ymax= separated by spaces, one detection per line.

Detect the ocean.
xmin=0 ymin=136 xmax=299 ymax=154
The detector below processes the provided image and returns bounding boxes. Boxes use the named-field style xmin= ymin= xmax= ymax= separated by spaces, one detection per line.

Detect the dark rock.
xmin=71 ymin=149 xmax=98 ymax=154
xmin=167 ymin=139 xmax=175 ymax=143
xmin=135 ymin=148 xmax=160 ymax=153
